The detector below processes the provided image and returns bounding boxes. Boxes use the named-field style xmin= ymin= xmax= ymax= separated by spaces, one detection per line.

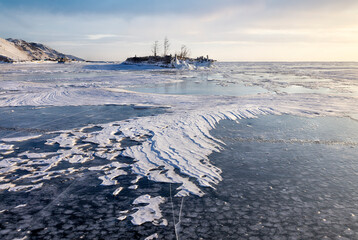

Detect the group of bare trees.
xmin=178 ymin=45 xmax=190 ymax=59
xmin=151 ymin=40 xmax=159 ymax=57
xmin=152 ymin=37 xmax=170 ymax=57
xmin=163 ymin=37 xmax=170 ymax=56
xmin=151 ymin=37 xmax=190 ymax=59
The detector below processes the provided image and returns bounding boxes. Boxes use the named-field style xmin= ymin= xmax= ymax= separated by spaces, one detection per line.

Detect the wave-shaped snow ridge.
xmin=116 ymin=105 xmax=279 ymax=196
xmin=0 ymin=104 xmax=279 ymax=196
xmin=0 ymin=103 xmax=281 ymax=228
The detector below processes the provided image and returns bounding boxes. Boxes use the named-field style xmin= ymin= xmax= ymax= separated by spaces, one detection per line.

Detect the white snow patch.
xmin=88 ymin=162 xmax=128 ymax=171
xmin=98 ymin=168 xmax=127 ymax=186
xmin=89 ymin=162 xmax=128 ymax=186
xmin=113 ymin=187 xmax=123 ymax=196
xmin=18 ymin=152 xmax=57 ymax=159
xmin=117 ymin=215 xmax=127 ymax=221
xmin=145 ymin=233 xmax=159 ymax=240
xmin=131 ymin=176 xmax=142 ymax=184
xmin=130 ymin=194 xmax=167 ymax=226
xmin=1 ymin=135 xmax=42 ymax=142
xmin=0 ymin=143 xmax=14 ymax=151
xmin=0 ymin=183 xmax=15 ymax=190
xmin=8 ymin=183 xmax=43 ymax=192
xmin=46 ymin=133 xmax=78 ymax=147
xmin=65 ymin=154 xmax=87 ymax=163
xmin=14 ymin=204 xmax=27 ymax=209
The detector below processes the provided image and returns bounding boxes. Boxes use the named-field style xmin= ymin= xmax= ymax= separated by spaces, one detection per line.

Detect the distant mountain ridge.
xmin=0 ymin=37 xmax=84 ymax=62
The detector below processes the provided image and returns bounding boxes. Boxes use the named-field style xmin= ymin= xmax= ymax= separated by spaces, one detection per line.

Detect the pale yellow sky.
xmin=1 ymin=0 xmax=358 ymax=61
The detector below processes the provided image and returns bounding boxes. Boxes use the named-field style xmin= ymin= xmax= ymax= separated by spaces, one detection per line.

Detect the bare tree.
xmin=163 ymin=36 xmax=170 ymax=56
xmin=152 ymin=40 xmax=159 ymax=57
xmin=179 ymin=45 xmax=190 ymax=59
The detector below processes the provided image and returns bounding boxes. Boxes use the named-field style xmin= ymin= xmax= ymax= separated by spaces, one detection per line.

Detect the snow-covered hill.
xmin=0 ymin=37 xmax=83 ymax=62
xmin=0 ymin=38 xmax=32 ymax=62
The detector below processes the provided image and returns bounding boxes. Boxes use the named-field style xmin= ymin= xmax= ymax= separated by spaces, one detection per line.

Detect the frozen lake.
xmin=178 ymin=115 xmax=358 ymax=239
xmin=1 ymin=62 xmax=358 ymax=239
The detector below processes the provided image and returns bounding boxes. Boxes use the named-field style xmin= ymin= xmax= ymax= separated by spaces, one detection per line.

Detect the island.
xmin=123 ymin=55 xmax=215 ymax=69
xmin=123 ymin=38 xmax=215 ymax=69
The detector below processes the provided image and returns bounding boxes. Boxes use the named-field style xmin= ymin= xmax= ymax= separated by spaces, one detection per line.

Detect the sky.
xmin=0 ymin=0 xmax=358 ymax=61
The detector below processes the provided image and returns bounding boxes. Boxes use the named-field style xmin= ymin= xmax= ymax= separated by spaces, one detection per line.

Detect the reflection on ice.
xmin=127 ymin=78 xmax=268 ymax=96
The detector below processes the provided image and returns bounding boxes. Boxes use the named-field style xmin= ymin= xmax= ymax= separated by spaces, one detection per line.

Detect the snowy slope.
xmin=0 ymin=37 xmax=84 ymax=62
xmin=0 ymin=37 xmax=32 ymax=62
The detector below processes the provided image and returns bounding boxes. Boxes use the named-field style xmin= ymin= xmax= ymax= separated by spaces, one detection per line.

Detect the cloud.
xmin=86 ymin=34 xmax=118 ymax=40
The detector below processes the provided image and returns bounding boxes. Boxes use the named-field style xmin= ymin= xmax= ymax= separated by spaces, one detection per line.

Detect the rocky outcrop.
xmin=0 ymin=55 xmax=13 ymax=63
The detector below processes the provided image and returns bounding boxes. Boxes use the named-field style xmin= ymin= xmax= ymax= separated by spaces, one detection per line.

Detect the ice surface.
xmin=170 ymin=116 xmax=358 ymax=239
xmin=1 ymin=62 xmax=358 ymax=238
